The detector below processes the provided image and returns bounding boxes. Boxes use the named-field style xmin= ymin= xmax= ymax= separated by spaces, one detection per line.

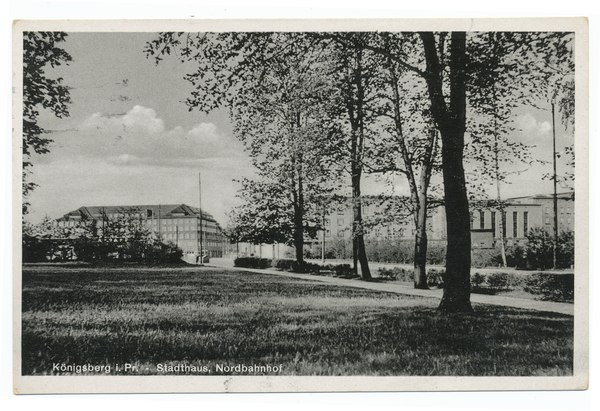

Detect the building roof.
xmin=507 ymin=192 xmax=575 ymax=201
xmin=58 ymin=204 xmax=219 ymax=224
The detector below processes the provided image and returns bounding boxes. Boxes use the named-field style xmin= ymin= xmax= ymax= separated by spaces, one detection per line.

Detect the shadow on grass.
xmin=21 ymin=266 xmax=573 ymax=376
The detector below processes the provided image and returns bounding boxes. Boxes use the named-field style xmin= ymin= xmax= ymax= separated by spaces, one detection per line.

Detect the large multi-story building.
xmin=310 ymin=192 xmax=575 ymax=252
xmin=56 ymin=204 xmax=228 ymax=261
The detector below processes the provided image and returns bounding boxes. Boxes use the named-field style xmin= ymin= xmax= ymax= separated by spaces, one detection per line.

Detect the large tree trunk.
xmin=354 ymin=46 xmax=372 ymax=281
xmin=413 ymin=190 xmax=429 ymax=289
xmin=437 ymin=125 xmax=473 ymax=312
xmin=413 ymin=129 xmax=437 ymax=290
xmin=420 ymin=31 xmax=473 ymax=313
xmin=351 ymin=167 xmax=372 ymax=280
xmin=345 ymin=44 xmax=372 ymax=280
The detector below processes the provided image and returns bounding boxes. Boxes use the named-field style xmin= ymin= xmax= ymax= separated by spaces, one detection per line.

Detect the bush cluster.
xmin=308 ymin=228 xmax=574 ymax=270
xmin=524 ymin=273 xmax=574 ymax=302
xmin=22 ymin=234 xmax=184 ymax=265
xmin=469 ymin=270 xmax=572 ymax=302
xmin=511 ymin=229 xmax=574 ymax=270
xmin=233 ymin=257 xmax=359 ymax=278
xmin=234 ymin=257 xmax=272 ymax=269
xmin=376 ymin=265 xmax=573 ymax=303
xmin=376 ymin=267 xmax=445 ymax=288
xmin=22 ymin=211 xmax=189 ymax=265
xmin=310 ymin=238 xmax=447 ymax=265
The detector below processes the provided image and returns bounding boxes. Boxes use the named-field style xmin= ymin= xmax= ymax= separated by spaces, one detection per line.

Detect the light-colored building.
xmin=508 ymin=192 xmax=575 ymax=234
xmin=311 ymin=192 xmax=574 ymax=251
xmin=56 ymin=204 xmax=228 ymax=261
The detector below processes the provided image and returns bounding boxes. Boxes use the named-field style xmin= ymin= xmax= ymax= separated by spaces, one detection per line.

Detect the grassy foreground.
xmin=21 ymin=265 xmax=573 ymax=376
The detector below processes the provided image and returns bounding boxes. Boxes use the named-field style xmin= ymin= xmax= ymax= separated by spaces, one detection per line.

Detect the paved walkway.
xmin=206 ymin=260 xmax=574 ymax=316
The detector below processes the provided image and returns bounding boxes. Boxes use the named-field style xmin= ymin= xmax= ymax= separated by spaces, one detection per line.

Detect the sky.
xmin=26 ymin=32 xmax=254 ymax=225
xmin=24 ymin=31 xmax=575 ymax=226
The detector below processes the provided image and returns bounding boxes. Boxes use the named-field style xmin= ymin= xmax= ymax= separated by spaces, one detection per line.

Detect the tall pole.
xmin=552 ymin=102 xmax=559 ymax=269
xmin=321 ymin=211 xmax=326 ymax=263
xmin=199 ymin=172 xmax=203 ymax=265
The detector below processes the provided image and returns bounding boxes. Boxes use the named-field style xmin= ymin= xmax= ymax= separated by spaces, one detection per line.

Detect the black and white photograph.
xmin=12 ymin=18 xmax=588 ymax=394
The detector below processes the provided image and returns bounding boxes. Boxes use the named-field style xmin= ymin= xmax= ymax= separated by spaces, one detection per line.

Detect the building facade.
xmin=56 ymin=204 xmax=228 ymax=261
xmin=310 ymin=192 xmax=575 ymax=252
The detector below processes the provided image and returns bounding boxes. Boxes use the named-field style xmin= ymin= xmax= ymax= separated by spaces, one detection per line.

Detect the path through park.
xmin=208 ymin=259 xmax=575 ymax=316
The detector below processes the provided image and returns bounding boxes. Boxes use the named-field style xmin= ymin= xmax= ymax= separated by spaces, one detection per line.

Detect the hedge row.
xmin=377 ymin=267 xmax=445 ymax=288
xmin=306 ymin=229 xmax=574 ymax=270
xmin=233 ymin=257 xmax=272 ymax=269
xmin=233 ymin=257 xmax=357 ymax=278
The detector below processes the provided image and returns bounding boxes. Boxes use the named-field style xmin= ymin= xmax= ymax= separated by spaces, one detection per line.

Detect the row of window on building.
xmin=471 ymin=210 xmax=530 ymax=239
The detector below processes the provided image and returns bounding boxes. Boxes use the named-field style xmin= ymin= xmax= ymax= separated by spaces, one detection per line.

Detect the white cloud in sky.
xmin=515 ymin=112 xmax=552 ymax=140
xmin=25 ymin=105 xmax=254 ymax=225
xmin=71 ymin=105 xmax=243 ymax=166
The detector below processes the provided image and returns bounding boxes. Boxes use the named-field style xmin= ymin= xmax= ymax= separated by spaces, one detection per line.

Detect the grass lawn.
xmin=21 ymin=265 xmax=573 ymax=376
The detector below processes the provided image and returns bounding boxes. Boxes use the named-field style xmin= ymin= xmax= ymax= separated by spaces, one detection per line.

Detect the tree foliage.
xmin=147 ymin=33 xmax=344 ymax=264
xmin=146 ymin=30 xmax=575 ymax=312
xmin=23 ymin=209 xmax=183 ymax=263
xmin=22 ymin=32 xmax=72 ymax=214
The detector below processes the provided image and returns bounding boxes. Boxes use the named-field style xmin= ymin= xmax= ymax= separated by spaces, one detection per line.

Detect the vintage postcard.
xmin=13 ymin=18 xmax=589 ymax=394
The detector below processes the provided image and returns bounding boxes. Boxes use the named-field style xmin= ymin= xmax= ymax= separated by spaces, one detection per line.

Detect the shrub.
xmin=524 ymin=273 xmax=574 ymax=302
xmin=427 ymin=268 xmax=445 ymax=288
xmin=305 ymin=262 xmax=324 ymax=273
xmin=426 ymin=243 xmax=446 ymax=266
xmin=378 ymin=267 xmax=410 ymax=281
xmin=272 ymin=259 xmax=295 ymax=270
xmin=234 ymin=257 xmax=272 ymax=269
xmin=505 ymin=245 xmax=527 ymax=269
xmin=556 ymin=231 xmax=575 ymax=269
xmin=472 ymin=248 xmax=503 ymax=268
xmin=333 ymin=264 xmax=354 ymax=277
xmin=525 ymin=227 xmax=554 ymax=269
xmin=471 ymin=272 xmax=486 ymax=289
xmin=378 ymin=267 xmax=398 ymax=280
xmin=144 ymin=242 xmax=183 ymax=264
xmin=22 ymin=235 xmax=54 ymax=262
xmin=486 ymin=272 xmax=510 ymax=291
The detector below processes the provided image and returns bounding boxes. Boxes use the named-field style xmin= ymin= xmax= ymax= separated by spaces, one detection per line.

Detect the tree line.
xmin=22 ymin=30 xmax=574 ymax=313
xmin=144 ymin=31 xmax=574 ymax=313
xmin=22 ymin=209 xmax=183 ymax=264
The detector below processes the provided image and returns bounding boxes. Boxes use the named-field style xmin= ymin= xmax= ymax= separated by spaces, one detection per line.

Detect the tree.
xmin=507 ymin=32 xmax=575 ymax=269
xmin=370 ymin=33 xmax=441 ymax=289
xmin=466 ymin=32 xmax=537 ymax=267
xmin=329 ymin=32 xmax=473 ymax=309
xmin=146 ymin=33 xmax=343 ymax=264
xmin=323 ymin=33 xmax=391 ymax=280
xmin=227 ymin=179 xmax=300 ymax=249
xmin=22 ymin=32 xmax=72 ymax=215
xmin=416 ymin=32 xmax=473 ymax=312
xmin=362 ymin=31 xmax=572 ymax=311
xmin=231 ymin=40 xmax=345 ymax=264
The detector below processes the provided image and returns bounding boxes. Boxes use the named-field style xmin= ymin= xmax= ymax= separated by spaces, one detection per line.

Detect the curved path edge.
xmin=205 ymin=263 xmax=574 ymax=316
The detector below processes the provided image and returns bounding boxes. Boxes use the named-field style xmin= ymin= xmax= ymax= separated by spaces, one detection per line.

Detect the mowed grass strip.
xmin=21 ymin=266 xmax=573 ymax=376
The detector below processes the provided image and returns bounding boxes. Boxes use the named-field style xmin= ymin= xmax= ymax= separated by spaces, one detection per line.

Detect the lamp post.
xmin=551 ymin=102 xmax=558 ymax=269
xmin=198 ymin=172 xmax=203 ymax=266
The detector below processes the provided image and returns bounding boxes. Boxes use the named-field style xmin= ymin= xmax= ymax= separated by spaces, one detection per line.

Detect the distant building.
xmin=309 ymin=192 xmax=575 ymax=253
xmin=56 ymin=204 xmax=228 ymax=261
xmin=508 ymin=192 xmax=575 ymax=235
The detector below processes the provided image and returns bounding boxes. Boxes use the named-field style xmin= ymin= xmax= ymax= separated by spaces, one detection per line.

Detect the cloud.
xmin=69 ymin=105 xmax=243 ymax=166
xmin=515 ymin=113 xmax=552 ymax=140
